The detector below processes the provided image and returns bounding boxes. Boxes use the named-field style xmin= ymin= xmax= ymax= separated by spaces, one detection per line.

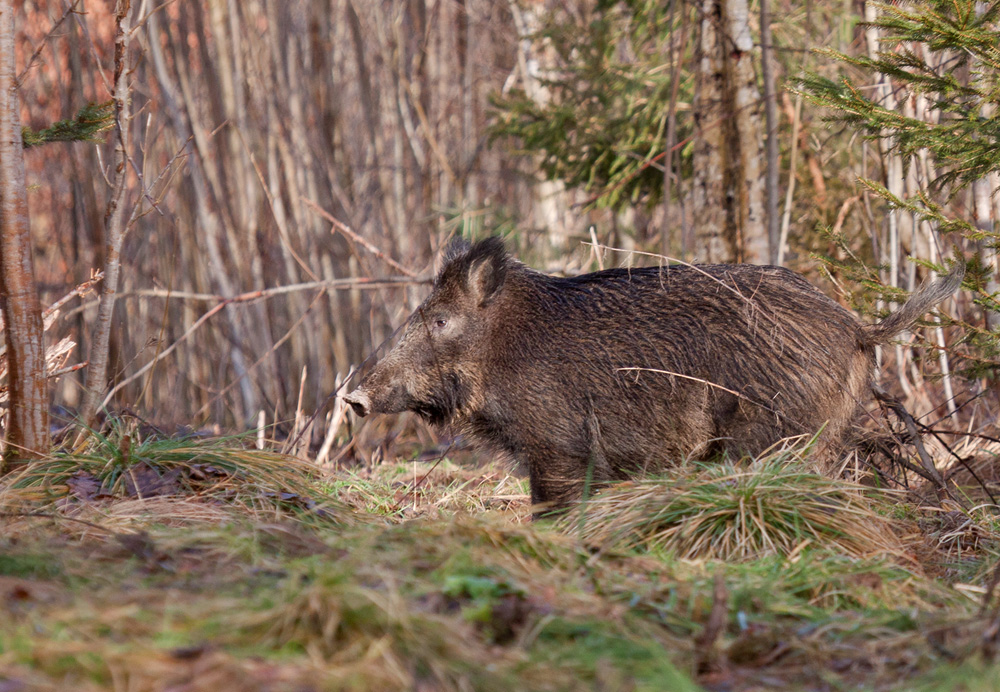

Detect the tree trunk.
xmin=864 ymin=1 xmax=916 ymax=400
xmin=147 ymin=9 xmax=258 ymax=423
xmin=78 ymin=0 xmax=132 ymax=431
xmin=760 ymin=0 xmax=780 ymax=264
xmin=662 ymin=0 xmax=686 ymax=259
xmin=508 ymin=0 xmax=573 ymax=249
xmin=0 ymin=0 xmax=49 ymax=464
xmin=691 ymin=0 xmax=768 ymax=264
xmin=972 ymin=3 xmax=1000 ymax=329
xmin=691 ymin=0 xmax=727 ymax=261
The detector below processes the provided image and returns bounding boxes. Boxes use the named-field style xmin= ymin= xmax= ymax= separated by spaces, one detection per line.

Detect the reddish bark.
xmin=0 ymin=0 xmax=49 ymax=463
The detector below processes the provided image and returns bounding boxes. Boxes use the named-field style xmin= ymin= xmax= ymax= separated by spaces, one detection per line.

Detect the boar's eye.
xmin=433 ymin=318 xmax=448 ymax=329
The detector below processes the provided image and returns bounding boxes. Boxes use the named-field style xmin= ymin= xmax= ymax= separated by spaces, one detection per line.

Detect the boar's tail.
xmin=864 ymin=261 xmax=965 ymax=344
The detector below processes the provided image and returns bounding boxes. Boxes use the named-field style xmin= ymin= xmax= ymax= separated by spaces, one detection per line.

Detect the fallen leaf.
xmin=170 ymin=644 xmax=212 ymax=660
xmin=0 ymin=577 xmax=63 ymax=607
xmin=66 ymin=471 xmax=101 ymax=501
xmin=123 ymin=463 xmax=183 ymax=497
xmin=116 ymin=531 xmax=158 ymax=561
xmin=0 ymin=678 xmax=27 ymax=692
xmin=188 ymin=464 xmax=229 ymax=481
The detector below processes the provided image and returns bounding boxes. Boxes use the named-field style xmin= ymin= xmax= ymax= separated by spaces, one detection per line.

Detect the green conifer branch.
xmin=22 ymin=100 xmax=114 ymax=149
xmin=489 ymin=1 xmax=684 ymax=211
xmin=798 ymin=0 xmax=1000 ymax=375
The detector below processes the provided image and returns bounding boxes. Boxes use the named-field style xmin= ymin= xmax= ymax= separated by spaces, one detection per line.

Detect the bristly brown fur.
xmin=440 ymin=237 xmax=472 ymax=268
xmin=348 ymin=238 xmax=963 ymax=514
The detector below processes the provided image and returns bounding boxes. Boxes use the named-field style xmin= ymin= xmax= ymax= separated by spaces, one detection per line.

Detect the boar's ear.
xmin=465 ymin=237 xmax=508 ymax=307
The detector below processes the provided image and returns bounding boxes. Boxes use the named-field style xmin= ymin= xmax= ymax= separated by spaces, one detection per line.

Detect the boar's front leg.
xmin=525 ymin=446 xmax=613 ymax=518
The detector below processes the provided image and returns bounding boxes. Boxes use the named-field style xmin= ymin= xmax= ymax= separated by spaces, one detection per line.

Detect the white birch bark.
xmin=692 ymin=0 xmax=768 ymax=263
xmin=508 ymin=0 xmax=573 ymax=248
xmin=864 ymin=1 xmax=914 ymax=400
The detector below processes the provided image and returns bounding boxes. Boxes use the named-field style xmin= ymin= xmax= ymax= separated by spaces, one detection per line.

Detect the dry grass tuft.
xmin=335 ymin=456 xmax=529 ymax=519
xmin=1 ymin=639 xmax=337 ymax=692
xmin=0 ymin=427 xmax=350 ymax=538
xmin=77 ymin=496 xmax=236 ymax=530
xmin=563 ymin=447 xmax=904 ymax=561
xmin=247 ymin=571 xmax=501 ymax=690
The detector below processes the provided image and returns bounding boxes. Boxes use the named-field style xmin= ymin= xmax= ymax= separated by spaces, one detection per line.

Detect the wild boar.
xmin=345 ymin=237 xmax=963 ymax=513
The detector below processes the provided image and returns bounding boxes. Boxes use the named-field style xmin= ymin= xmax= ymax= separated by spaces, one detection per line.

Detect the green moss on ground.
xmin=0 ymin=446 xmax=996 ymax=691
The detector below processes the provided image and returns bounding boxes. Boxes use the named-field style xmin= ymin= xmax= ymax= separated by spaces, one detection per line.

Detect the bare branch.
xmin=302 ymin=196 xmax=418 ymax=277
xmin=16 ymin=0 xmax=83 ymax=86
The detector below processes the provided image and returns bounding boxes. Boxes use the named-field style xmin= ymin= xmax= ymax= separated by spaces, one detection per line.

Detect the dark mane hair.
xmin=437 ymin=237 xmax=511 ymax=292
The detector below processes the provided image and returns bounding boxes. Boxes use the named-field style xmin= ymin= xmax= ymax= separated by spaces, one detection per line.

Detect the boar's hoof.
xmin=343 ymin=390 xmax=371 ymax=417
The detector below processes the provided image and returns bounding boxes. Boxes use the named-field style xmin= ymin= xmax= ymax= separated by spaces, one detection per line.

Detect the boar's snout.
xmin=343 ymin=389 xmax=371 ymax=417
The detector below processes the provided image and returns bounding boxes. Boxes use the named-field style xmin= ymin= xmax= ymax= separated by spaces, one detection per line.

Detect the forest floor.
xmin=1 ymin=429 xmax=1000 ymax=691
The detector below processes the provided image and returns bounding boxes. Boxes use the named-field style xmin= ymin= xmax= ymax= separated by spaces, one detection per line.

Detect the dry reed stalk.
xmin=256 ymin=410 xmax=265 ymax=451
xmin=8 ymin=0 xmax=982 ymax=438
xmin=776 ymin=92 xmax=801 ymax=267
xmin=316 ymin=370 xmax=352 ymax=467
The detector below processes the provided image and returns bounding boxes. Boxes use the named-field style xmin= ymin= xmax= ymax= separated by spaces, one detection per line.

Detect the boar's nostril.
xmin=343 ymin=390 xmax=371 ymax=417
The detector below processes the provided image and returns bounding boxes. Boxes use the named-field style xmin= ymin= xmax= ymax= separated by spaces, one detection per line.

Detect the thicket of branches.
xmin=0 ymin=0 xmax=997 ymax=453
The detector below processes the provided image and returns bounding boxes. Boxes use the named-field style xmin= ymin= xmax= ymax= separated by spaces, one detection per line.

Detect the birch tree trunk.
xmin=0 ymin=0 xmax=49 ymax=463
xmin=864 ymin=1 xmax=918 ymax=401
xmin=662 ymin=0 xmax=686 ymax=258
xmin=760 ymin=0 xmax=780 ymax=264
xmin=508 ymin=0 xmax=573 ymax=249
xmin=78 ymin=0 xmax=132 ymax=431
xmin=973 ymin=2 xmax=1000 ymax=329
xmin=974 ymin=180 xmax=999 ymax=329
xmin=691 ymin=0 xmax=768 ymax=263
xmin=691 ymin=0 xmax=727 ymax=261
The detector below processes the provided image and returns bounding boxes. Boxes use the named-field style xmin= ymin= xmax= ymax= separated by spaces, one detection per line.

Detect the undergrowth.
xmin=562 ymin=450 xmax=904 ymax=561
xmin=0 ymin=421 xmax=346 ymax=526
xmin=1 ymin=431 xmax=999 ymax=691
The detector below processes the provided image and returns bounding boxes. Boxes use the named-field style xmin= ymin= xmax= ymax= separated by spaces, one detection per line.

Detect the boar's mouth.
xmin=345 ymin=372 xmax=469 ymax=426
xmin=412 ymin=400 xmax=454 ymax=426
xmin=411 ymin=373 xmax=469 ymax=426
